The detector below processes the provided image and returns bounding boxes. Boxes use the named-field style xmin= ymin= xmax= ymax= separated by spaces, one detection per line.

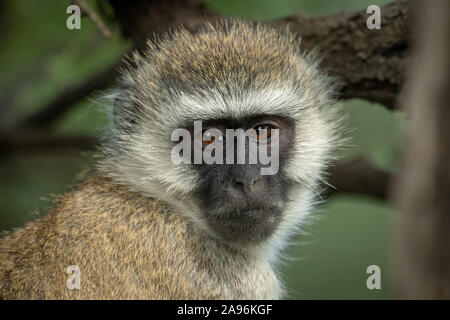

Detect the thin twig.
xmin=72 ymin=0 xmax=111 ymax=38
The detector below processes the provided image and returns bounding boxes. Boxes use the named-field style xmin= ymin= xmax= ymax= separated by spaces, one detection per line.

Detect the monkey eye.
xmin=202 ymin=128 xmax=224 ymax=146
xmin=253 ymin=124 xmax=274 ymax=141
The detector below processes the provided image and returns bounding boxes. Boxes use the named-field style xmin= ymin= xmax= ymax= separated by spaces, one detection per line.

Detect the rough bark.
xmin=393 ymin=0 xmax=450 ymax=299
xmin=272 ymin=3 xmax=409 ymax=110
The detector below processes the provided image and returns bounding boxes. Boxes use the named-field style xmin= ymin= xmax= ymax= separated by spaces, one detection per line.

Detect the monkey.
xmin=0 ymin=20 xmax=342 ymax=299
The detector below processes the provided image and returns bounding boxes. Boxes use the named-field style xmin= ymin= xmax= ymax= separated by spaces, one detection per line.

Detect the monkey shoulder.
xmin=0 ymin=174 xmax=279 ymax=299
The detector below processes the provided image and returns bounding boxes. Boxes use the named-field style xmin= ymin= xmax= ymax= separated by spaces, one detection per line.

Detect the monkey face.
xmin=102 ymin=21 xmax=342 ymax=254
xmin=190 ymin=116 xmax=295 ymax=244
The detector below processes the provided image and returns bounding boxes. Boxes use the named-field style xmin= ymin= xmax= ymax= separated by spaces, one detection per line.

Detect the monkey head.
xmin=100 ymin=20 xmax=342 ymax=258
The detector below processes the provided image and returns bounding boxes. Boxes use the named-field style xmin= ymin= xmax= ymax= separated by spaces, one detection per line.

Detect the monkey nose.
xmin=232 ymin=175 xmax=261 ymax=193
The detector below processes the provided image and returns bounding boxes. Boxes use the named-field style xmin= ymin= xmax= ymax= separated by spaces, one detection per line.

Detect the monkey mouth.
xmin=233 ymin=206 xmax=266 ymax=217
xmin=221 ymin=204 xmax=277 ymax=221
xmin=204 ymin=205 xmax=283 ymax=244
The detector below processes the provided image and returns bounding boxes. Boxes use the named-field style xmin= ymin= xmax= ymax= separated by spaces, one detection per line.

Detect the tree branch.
xmin=72 ymin=0 xmax=111 ymax=38
xmin=0 ymin=131 xmax=98 ymax=155
xmin=271 ymin=2 xmax=410 ymax=110
xmin=15 ymin=60 xmax=123 ymax=129
xmin=326 ymin=157 xmax=392 ymax=200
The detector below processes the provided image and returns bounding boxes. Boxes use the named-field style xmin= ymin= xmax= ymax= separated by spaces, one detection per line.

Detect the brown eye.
xmin=254 ymin=124 xmax=273 ymax=141
xmin=202 ymin=129 xmax=224 ymax=146
xmin=202 ymin=132 xmax=215 ymax=145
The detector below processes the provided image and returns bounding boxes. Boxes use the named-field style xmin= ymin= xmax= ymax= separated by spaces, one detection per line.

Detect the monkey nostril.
xmin=232 ymin=176 xmax=261 ymax=191
xmin=231 ymin=178 xmax=244 ymax=190
xmin=232 ymin=177 xmax=244 ymax=188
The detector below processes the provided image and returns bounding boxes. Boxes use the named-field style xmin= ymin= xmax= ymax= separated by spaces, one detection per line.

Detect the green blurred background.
xmin=0 ymin=0 xmax=404 ymax=299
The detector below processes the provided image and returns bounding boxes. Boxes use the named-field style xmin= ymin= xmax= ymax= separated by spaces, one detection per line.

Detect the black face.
xmin=190 ymin=115 xmax=295 ymax=245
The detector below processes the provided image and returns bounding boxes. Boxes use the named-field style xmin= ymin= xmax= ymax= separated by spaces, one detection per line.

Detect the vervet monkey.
xmin=0 ymin=20 xmax=341 ymax=299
